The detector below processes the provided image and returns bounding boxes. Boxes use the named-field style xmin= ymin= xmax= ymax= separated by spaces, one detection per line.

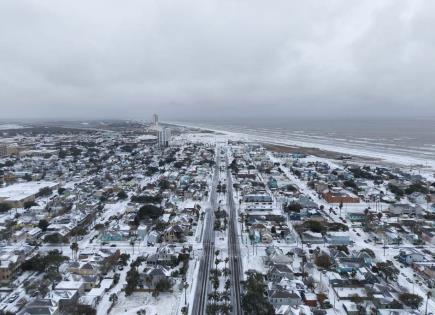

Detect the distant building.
xmin=0 ymin=253 xmax=20 ymax=285
xmin=0 ymin=144 xmax=6 ymax=157
xmin=326 ymin=231 xmax=351 ymax=245
xmin=322 ymin=188 xmax=359 ymax=204
xmin=158 ymin=128 xmax=171 ymax=147
xmin=347 ymin=212 xmax=366 ymax=222
xmin=0 ymin=143 xmax=19 ymax=157
xmin=20 ymin=149 xmax=58 ymax=158
xmin=0 ymin=181 xmax=59 ymax=207
xmin=388 ymin=203 xmax=424 ymax=216
xmin=398 ymin=249 xmax=425 ymax=265
xmin=243 ymin=193 xmax=273 ymax=212
xmin=421 ymin=226 xmax=435 ymax=244
xmin=153 ymin=113 xmax=159 ymax=127
xmin=267 ymin=177 xmax=278 ymax=189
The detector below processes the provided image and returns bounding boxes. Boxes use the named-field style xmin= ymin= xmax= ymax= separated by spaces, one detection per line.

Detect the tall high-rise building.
xmin=157 ymin=128 xmax=171 ymax=147
xmin=0 ymin=144 xmax=6 ymax=157
xmin=152 ymin=114 xmax=159 ymax=127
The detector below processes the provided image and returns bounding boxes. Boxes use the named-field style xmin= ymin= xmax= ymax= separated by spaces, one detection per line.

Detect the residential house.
xmin=267 ymin=264 xmax=294 ymax=282
xmin=243 ymin=193 xmax=273 ymax=212
xmin=146 ymin=245 xmax=178 ymax=266
xmin=261 ymin=231 xmax=273 ymax=244
xmin=398 ymin=249 xmax=425 ymax=265
xmin=408 ymin=192 xmax=427 ymax=204
xmin=268 ymin=289 xmax=301 ymax=308
xmin=100 ymin=231 xmax=127 ymax=242
xmin=267 ymin=177 xmax=278 ymax=190
xmin=147 ymin=231 xmax=160 ymax=246
xmin=421 ymin=226 xmax=435 ymax=244
xmin=0 ymin=253 xmax=20 ymax=285
xmin=313 ymin=181 xmax=329 ymax=194
xmin=322 ymin=188 xmax=359 ymax=204
xmin=301 ymin=231 xmax=324 ymax=244
xmin=18 ymin=299 xmax=59 ymax=315
xmin=336 ymin=257 xmax=366 ymax=273
xmin=347 ymin=212 xmax=366 ymax=223
xmin=143 ymin=266 xmax=171 ymax=289
xmin=163 ymin=224 xmax=185 ymax=243
xmin=264 ymin=246 xmax=293 ymax=266
xmin=326 ymin=232 xmax=351 ymax=245
xmin=388 ymin=204 xmax=424 ymax=216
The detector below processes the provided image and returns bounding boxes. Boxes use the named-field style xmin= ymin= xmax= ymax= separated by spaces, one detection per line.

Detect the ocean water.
xmin=180 ymin=119 xmax=435 ymax=162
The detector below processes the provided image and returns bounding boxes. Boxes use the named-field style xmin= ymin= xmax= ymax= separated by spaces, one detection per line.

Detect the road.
xmin=192 ymin=146 xmax=219 ymax=315
xmin=225 ymin=150 xmax=243 ymax=315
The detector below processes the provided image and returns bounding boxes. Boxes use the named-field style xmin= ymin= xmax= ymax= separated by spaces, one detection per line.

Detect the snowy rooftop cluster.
xmin=0 ymin=121 xmax=433 ymax=314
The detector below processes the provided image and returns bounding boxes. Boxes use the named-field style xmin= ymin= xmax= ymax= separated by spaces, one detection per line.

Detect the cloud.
xmin=0 ymin=0 xmax=434 ymax=120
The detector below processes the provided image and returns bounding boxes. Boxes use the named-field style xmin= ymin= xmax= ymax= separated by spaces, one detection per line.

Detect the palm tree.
xmin=377 ymin=212 xmax=383 ymax=221
xmin=222 ymin=267 xmax=231 ymax=278
xmin=70 ymin=242 xmax=79 ymax=260
xmin=220 ymin=304 xmax=231 ymax=315
xmin=208 ymin=291 xmax=220 ymax=302
xmin=130 ymin=238 xmax=136 ymax=255
xmin=224 ymin=279 xmax=231 ymax=291
xmin=214 ymin=258 xmax=221 ymax=271
xmin=221 ymin=290 xmax=231 ymax=310
xmin=240 ymin=212 xmax=245 ymax=232
xmin=364 ymin=208 xmax=370 ymax=230
xmin=109 ymin=293 xmax=118 ymax=304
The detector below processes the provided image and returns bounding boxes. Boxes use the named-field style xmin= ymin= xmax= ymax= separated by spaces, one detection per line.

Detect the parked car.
xmin=8 ymin=294 xmax=18 ymax=303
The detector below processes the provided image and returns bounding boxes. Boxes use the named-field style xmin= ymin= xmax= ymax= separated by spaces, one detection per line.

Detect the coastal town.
xmin=0 ymin=118 xmax=434 ymax=315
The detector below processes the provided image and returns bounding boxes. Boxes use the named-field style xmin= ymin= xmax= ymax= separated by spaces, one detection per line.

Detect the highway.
xmin=192 ymin=146 xmax=219 ymax=315
xmin=225 ymin=150 xmax=243 ymax=315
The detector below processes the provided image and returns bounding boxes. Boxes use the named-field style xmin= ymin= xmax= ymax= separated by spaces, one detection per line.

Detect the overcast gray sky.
xmin=0 ymin=0 xmax=434 ymax=121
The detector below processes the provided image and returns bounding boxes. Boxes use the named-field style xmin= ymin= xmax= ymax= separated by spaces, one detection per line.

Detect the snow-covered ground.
xmin=0 ymin=124 xmax=28 ymax=130
xmin=111 ymin=291 xmax=180 ymax=315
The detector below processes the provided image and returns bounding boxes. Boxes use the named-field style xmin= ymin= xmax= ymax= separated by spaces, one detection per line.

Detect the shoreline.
xmin=261 ymin=142 xmax=380 ymax=162
xmin=168 ymin=121 xmax=435 ymax=171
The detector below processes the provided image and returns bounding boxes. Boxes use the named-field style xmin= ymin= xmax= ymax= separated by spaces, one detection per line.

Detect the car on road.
xmin=8 ymin=294 xmax=18 ymax=303
xmin=110 ymin=244 xmax=117 ymax=247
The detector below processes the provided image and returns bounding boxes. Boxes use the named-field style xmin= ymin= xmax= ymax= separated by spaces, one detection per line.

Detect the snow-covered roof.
xmin=0 ymin=181 xmax=58 ymax=202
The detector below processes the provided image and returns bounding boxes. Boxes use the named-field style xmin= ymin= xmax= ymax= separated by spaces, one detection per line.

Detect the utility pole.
xmin=426 ymin=292 xmax=432 ymax=315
